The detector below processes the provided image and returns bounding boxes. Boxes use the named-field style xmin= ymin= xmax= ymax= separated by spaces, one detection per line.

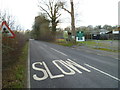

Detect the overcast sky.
xmin=0 ymin=0 xmax=119 ymax=30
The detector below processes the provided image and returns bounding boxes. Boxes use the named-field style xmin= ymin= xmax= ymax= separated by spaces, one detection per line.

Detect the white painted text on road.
xmin=32 ymin=59 xmax=91 ymax=81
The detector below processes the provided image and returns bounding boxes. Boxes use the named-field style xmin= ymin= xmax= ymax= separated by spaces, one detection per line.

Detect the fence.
xmin=85 ymin=33 xmax=120 ymax=40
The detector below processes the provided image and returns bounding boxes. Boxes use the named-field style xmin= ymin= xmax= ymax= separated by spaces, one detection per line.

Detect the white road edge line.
xmin=51 ymin=48 xmax=67 ymax=56
xmin=84 ymin=63 xmax=120 ymax=81
xmin=28 ymin=40 xmax=31 ymax=88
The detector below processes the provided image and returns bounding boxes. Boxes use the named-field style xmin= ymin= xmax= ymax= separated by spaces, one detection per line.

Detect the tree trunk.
xmin=70 ymin=0 xmax=76 ymax=42
xmin=52 ymin=21 xmax=57 ymax=41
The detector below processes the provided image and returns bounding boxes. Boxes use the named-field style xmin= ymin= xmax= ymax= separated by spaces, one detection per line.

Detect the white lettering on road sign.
xmin=60 ymin=60 xmax=82 ymax=73
xmin=32 ymin=62 xmax=48 ymax=81
xmin=42 ymin=61 xmax=64 ymax=79
xmin=32 ymin=59 xmax=91 ymax=81
xmin=52 ymin=60 xmax=75 ymax=75
xmin=67 ymin=59 xmax=91 ymax=72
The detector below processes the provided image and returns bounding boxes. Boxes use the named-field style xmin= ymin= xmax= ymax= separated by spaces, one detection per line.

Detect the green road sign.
xmin=76 ymin=31 xmax=85 ymax=41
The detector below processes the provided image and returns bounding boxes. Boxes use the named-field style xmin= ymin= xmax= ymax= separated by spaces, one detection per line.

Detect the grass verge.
xmin=55 ymin=39 xmax=118 ymax=52
xmin=78 ymin=40 xmax=118 ymax=52
xmin=93 ymin=48 xmax=118 ymax=53
xmin=56 ymin=42 xmax=78 ymax=47
xmin=2 ymin=42 xmax=28 ymax=88
xmin=13 ymin=42 xmax=28 ymax=88
xmin=55 ymin=39 xmax=79 ymax=47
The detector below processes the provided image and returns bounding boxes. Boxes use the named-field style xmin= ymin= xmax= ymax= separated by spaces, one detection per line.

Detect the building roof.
xmin=100 ymin=29 xmax=109 ymax=32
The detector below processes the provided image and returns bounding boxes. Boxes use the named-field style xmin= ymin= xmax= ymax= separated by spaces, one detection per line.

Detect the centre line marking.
xmin=43 ymin=44 xmax=47 ymax=47
xmin=84 ymin=63 xmax=120 ymax=81
xmin=51 ymin=48 xmax=67 ymax=56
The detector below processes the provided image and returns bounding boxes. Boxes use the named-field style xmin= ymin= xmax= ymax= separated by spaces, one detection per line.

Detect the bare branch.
xmin=62 ymin=6 xmax=71 ymax=14
xmin=49 ymin=0 xmax=54 ymax=17
xmin=37 ymin=0 xmax=63 ymax=32
xmin=41 ymin=0 xmax=50 ymax=10
xmin=38 ymin=5 xmax=52 ymax=19
xmin=56 ymin=13 xmax=61 ymax=19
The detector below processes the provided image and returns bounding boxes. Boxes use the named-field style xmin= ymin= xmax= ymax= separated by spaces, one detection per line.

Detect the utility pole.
xmin=70 ymin=0 xmax=76 ymax=41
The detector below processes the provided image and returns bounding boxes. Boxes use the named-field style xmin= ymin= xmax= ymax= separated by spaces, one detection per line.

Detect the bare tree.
xmin=60 ymin=0 xmax=76 ymax=41
xmin=15 ymin=25 xmax=22 ymax=31
xmin=6 ymin=15 xmax=15 ymax=29
xmin=38 ymin=0 xmax=62 ymax=34
xmin=0 ymin=11 xmax=15 ymax=29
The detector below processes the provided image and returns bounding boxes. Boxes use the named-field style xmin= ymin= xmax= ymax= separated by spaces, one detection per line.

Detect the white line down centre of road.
xmin=84 ymin=63 xmax=120 ymax=81
xmin=50 ymin=48 xmax=68 ymax=56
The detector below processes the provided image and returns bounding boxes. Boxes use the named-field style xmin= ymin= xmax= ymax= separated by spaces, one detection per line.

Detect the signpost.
xmin=76 ymin=31 xmax=85 ymax=42
xmin=0 ymin=21 xmax=15 ymax=38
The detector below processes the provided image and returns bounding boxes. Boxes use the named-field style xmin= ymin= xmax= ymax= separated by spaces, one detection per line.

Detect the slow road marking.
xmin=84 ymin=63 xmax=120 ymax=81
xmin=32 ymin=59 xmax=91 ymax=81
xmin=51 ymin=48 xmax=67 ymax=56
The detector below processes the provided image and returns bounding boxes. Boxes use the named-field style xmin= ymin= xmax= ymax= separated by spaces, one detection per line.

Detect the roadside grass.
xmin=78 ymin=40 xmax=118 ymax=52
xmin=13 ymin=42 xmax=28 ymax=88
xmin=56 ymin=39 xmax=65 ymax=42
xmin=55 ymin=39 xmax=78 ymax=47
xmin=93 ymin=48 xmax=118 ymax=53
xmin=57 ymin=42 xmax=77 ymax=47
xmin=2 ymin=42 xmax=28 ymax=88
xmin=78 ymin=40 xmax=110 ymax=46
xmin=78 ymin=41 xmax=96 ymax=46
xmin=55 ymin=39 xmax=118 ymax=52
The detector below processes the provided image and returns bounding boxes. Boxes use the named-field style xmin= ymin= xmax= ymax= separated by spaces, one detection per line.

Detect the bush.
xmin=2 ymin=31 xmax=28 ymax=88
xmin=2 ymin=31 xmax=27 ymax=69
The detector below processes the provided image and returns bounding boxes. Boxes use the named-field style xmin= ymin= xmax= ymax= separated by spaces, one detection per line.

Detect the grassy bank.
xmin=55 ymin=39 xmax=78 ymax=47
xmin=56 ymin=42 xmax=78 ymax=47
xmin=55 ymin=39 xmax=118 ymax=52
xmin=2 ymin=42 xmax=28 ymax=88
xmin=78 ymin=40 xmax=118 ymax=52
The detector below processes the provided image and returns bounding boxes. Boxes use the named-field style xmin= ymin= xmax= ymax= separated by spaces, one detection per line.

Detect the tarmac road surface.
xmin=28 ymin=40 xmax=119 ymax=88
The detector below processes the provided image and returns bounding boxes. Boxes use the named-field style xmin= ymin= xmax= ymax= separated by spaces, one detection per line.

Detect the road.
xmin=28 ymin=40 xmax=119 ymax=88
